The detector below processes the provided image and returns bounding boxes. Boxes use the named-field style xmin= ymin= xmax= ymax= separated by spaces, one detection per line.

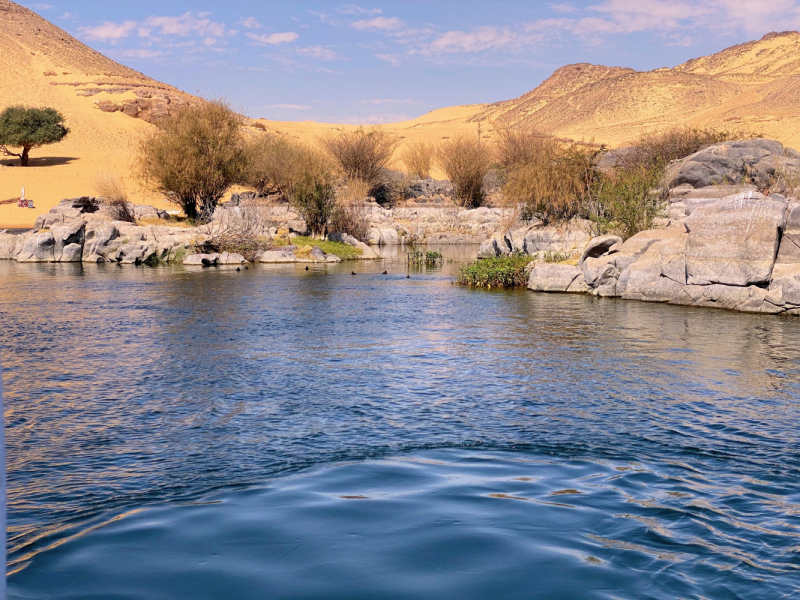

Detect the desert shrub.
xmin=436 ymin=135 xmax=494 ymax=208
xmin=338 ymin=178 xmax=371 ymax=202
xmin=456 ymin=253 xmax=531 ymax=288
xmin=0 ymin=106 xmax=69 ymax=166
xmin=594 ymin=163 xmax=666 ymax=240
xmin=136 ymin=99 xmax=246 ymax=222
xmin=329 ymin=200 xmax=370 ymax=241
xmin=401 ymin=140 xmax=435 ymax=179
xmin=94 ymin=171 xmax=136 ymax=223
xmin=321 ymin=127 xmax=398 ymax=188
xmin=499 ymin=129 xmax=603 ymax=223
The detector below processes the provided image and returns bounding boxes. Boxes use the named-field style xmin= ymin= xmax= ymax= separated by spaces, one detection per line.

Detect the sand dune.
xmin=3 ymin=0 xmax=800 ymax=228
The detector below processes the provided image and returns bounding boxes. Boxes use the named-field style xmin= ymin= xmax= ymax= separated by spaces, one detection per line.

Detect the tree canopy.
xmin=0 ymin=106 xmax=69 ymax=166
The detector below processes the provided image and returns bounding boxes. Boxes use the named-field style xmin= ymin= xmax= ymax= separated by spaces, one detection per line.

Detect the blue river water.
xmin=1 ymin=248 xmax=799 ymax=599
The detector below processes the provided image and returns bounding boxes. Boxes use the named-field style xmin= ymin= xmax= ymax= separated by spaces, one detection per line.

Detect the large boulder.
xmin=367 ymin=227 xmax=400 ymax=246
xmin=51 ymin=221 xmax=86 ymax=262
xmin=183 ymin=254 xmax=219 ymax=266
xmin=15 ymin=232 xmax=55 ymax=262
xmin=617 ymin=232 xmax=688 ymax=301
xmin=0 ymin=233 xmax=20 ymax=259
xmin=667 ymin=139 xmax=800 ymax=189
xmin=82 ymin=223 xmax=120 ymax=262
xmin=685 ymin=192 xmax=787 ymax=286
xmin=527 ymin=264 xmax=588 ymax=293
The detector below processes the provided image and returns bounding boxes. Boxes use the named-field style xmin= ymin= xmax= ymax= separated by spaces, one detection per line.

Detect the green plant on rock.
xmin=456 ymin=253 xmax=532 ymax=288
xmin=407 ymin=250 xmax=444 ymax=266
xmin=593 ymin=163 xmax=666 ymax=240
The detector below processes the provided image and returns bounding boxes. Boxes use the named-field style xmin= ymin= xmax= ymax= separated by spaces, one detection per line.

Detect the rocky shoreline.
xmin=527 ymin=191 xmax=800 ymax=316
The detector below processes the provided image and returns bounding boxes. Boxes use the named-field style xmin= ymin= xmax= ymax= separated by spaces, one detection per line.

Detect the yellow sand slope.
xmin=0 ymin=0 xmax=190 ymax=228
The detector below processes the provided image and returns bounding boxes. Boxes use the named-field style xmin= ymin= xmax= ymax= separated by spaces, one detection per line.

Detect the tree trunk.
xmin=20 ymin=147 xmax=30 ymax=167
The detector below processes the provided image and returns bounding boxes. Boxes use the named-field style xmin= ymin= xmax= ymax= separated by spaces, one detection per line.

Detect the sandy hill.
xmin=0 ymin=0 xmax=194 ymax=228
xmin=466 ymin=31 xmax=800 ymax=147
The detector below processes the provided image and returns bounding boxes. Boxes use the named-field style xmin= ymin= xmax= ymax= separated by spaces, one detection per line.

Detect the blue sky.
xmin=21 ymin=1 xmax=800 ymax=123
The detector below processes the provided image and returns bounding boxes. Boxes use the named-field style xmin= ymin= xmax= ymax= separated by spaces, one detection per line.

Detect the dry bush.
xmin=338 ymin=178 xmax=371 ymax=202
xmin=207 ymin=200 xmax=273 ymax=261
xmin=320 ymin=127 xmax=398 ymax=188
xmin=499 ymin=129 xmax=602 ymax=223
xmin=94 ymin=171 xmax=136 ymax=223
xmin=630 ymin=126 xmax=759 ymax=169
xmin=136 ymin=99 xmax=246 ymax=222
xmin=401 ymin=139 xmax=435 ymax=179
xmin=436 ymin=135 xmax=494 ymax=208
xmin=329 ymin=200 xmax=370 ymax=241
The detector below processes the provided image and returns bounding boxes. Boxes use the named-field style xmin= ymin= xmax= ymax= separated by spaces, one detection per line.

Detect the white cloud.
xmin=142 ymin=13 xmax=226 ymax=38
xmin=297 ymin=45 xmax=341 ymax=60
xmin=118 ymin=49 xmax=165 ymax=59
xmin=364 ymin=98 xmax=416 ymax=105
xmin=240 ymin=17 xmax=262 ymax=29
xmin=247 ymin=32 xmax=300 ymax=45
xmin=338 ymin=5 xmax=383 ymax=15
xmin=79 ymin=20 xmax=138 ymax=44
xmin=58 ymin=12 xmax=77 ymax=20
xmin=269 ymin=104 xmax=312 ymax=109
xmin=31 ymin=3 xmax=54 ymax=10
xmin=351 ymin=16 xmax=405 ymax=30
xmin=549 ymin=3 xmax=580 ymax=12
xmin=375 ymin=53 xmax=401 ymax=66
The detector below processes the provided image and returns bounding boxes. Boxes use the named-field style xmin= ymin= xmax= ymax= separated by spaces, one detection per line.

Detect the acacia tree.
xmin=0 ymin=106 xmax=69 ymax=166
xmin=136 ymin=100 xmax=245 ymax=222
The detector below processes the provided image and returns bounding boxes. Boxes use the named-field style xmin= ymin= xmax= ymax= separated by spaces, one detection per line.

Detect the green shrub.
xmin=0 ymin=106 xmax=69 ymax=166
xmin=456 ymin=254 xmax=531 ymax=288
xmin=291 ymin=175 xmax=337 ymax=238
xmin=594 ymin=163 xmax=666 ymax=240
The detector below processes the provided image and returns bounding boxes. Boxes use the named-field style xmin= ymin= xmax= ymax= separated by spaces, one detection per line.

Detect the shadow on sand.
xmin=1 ymin=157 xmax=78 ymax=168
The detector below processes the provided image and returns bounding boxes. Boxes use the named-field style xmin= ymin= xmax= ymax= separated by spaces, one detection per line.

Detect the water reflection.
xmin=1 ymin=249 xmax=799 ymax=597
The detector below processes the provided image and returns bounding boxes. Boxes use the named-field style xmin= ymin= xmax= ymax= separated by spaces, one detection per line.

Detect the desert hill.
xmin=0 ymin=0 xmax=195 ymax=228
xmin=467 ymin=31 xmax=800 ymax=147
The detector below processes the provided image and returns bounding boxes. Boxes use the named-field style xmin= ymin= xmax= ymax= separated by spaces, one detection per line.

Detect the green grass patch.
xmin=456 ymin=254 xmax=532 ymax=288
xmin=293 ymin=236 xmax=363 ymax=260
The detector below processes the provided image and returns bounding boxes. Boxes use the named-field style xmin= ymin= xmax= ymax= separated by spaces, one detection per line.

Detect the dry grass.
xmin=401 ymin=139 xmax=435 ymax=179
xmin=93 ymin=170 xmax=135 ymax=223
xmin=138 ymin=217 xmax=195 ymax=228
xmin=631 ymin=126 xmax=759 ymax=170
xmin=436 ymin=134 xmax=494 ymax=208
xmin=329 ymin=200 xmax=370 ymax=241
xmin=498 ymin=128 xmax=602 ymax=223
xmin=337 ymin=178 xmax=371 ymax=203
xmin=136 ymin=99 xmax=246 ymax=222
xmin=320 ymin=127 xmax=398 ymax=188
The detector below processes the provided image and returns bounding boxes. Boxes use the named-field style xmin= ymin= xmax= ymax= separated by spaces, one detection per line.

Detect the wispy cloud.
xmin=79 ymin=20 xmax=138 ymax=44
xmin=297 ymin=45 xmax=342 ymax=60
xmin=239 ymin=17 xmax=262 ymax=29
xmin=31 ymin=3 xmax=54 ymax=10
xmin=337 ymin=5 xmax=383 ymax=15
xmin=269 ymin=104 xmax=312 ymax=110
xmin=351 ymin=16 xmax=405 ymax=31
xmin=247 ymin=32 xmax=300 ymax=45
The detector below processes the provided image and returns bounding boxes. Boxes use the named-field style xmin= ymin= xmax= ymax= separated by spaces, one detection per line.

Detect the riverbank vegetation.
xmin=456 ymin=254 xmax=532 ymax=288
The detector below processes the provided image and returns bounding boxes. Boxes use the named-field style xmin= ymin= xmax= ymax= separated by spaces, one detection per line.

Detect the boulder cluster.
xmin=528 ymin=191 xmax=800 ymax=315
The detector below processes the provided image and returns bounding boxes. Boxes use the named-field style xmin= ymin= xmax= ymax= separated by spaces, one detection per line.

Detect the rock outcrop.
xmin=528 ymin=191 xmax=800 ymax=316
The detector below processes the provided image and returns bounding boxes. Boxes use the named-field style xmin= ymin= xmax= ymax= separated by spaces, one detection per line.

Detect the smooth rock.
xmin=527 ymin=264 xmax=583 ymax=293
xmin=685 ymin=192 xmax=787 ymax=286
xmin=15 ymin=232 xmax=55 ymax=262
xmin=183 ymin=254 xmax=218 ymax=266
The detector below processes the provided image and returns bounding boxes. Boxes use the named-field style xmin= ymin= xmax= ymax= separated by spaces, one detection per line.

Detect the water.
xmin=1 ymin=250 xmax=799 ymax=599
